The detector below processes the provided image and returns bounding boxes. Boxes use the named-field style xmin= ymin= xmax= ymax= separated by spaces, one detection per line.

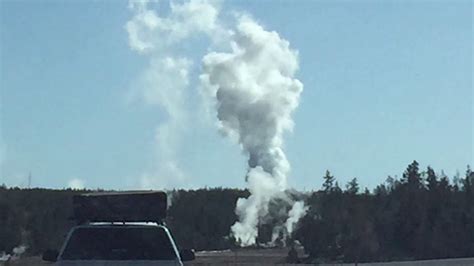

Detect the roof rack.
xmin=72 ymin=191 xmax=167 ymax=224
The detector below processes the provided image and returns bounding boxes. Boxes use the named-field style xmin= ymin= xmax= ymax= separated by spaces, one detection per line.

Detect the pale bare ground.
xmin=187 ymin=248 xmax=292 ymax=265
xmin=313 ymin=257 xmax=474 ymax=266
xmin=187 ymin=248 xmax=474 ymax=266
xmin=0 ymin=257 xmax=51 ymax=266
xmin=3 ymin=250 xmax=474 ymax=266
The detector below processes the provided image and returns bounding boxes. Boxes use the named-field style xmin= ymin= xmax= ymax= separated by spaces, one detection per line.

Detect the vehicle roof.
xmin=73 ymin=223 xmax=168 ymax=228
xmin=80 ymin=190 xmax=165 ymax=196
xmin=73 ymin=191 xmax=167 ymax=223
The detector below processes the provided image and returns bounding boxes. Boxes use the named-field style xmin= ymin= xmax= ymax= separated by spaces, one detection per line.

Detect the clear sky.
xmin=0 ymin=0 xmax=472 ymax=190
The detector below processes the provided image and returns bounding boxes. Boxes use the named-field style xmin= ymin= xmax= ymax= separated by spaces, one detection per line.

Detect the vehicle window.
xmin=61 ymin=227 xmax=176 ymax=260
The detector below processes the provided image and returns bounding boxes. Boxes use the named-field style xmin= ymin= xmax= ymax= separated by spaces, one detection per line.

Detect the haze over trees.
xmin=1 ymin=161 xmax=473 ymax=263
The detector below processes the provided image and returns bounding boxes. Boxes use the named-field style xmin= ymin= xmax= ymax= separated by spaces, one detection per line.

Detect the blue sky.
xmin=0 ymin=0 xmax=472 ymax=190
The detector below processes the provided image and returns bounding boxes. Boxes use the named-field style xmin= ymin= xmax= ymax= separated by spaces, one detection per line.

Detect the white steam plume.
xmin=286 ymin=201 xmax=308 ymax=235
xmin=125 ymin=0 xmax=222 ymax=188
xmin=126 ymin=0 xmax=222 ymax=54
xmin=201 ymin=16 xmax=305 ymax=246
xmin=126 ymin=0 xmax=307 ymax=244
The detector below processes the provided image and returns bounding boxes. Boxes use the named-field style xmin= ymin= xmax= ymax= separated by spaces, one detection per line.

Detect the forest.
xmin=1 ymin=161 xmax=473 ymax=263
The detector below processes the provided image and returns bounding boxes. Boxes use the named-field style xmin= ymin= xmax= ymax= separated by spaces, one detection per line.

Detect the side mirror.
xmin=179 ymin=249 xmax=195 ymax=261
xmin=42 ymin=249 xmax=59 ymax=262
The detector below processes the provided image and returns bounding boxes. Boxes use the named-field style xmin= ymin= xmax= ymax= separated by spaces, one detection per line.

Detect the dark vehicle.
xmin=43 ymin=191 xmax=194 ymax=266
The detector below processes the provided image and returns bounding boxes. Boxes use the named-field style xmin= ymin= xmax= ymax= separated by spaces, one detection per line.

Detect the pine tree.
xmin=463 ymin=165 xmax=472 ymax=194
xmin=334 ymin=182 xmax=342 ymax=193
xmin=402 ymin=160 xmax=423 ymax=190
xmin=385 ymin=176 xmax=396 ymax=191
xmin=426 ymin=166 xmax=438 ymax=192
xmin=322 ymin=170 xmax=335 ymax=192
xmin=345 ymin=178 xmax=359 ymax=195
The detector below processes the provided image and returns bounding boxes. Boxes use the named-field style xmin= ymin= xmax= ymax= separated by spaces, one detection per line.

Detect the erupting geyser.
xmin=125 ymin=0 xmax=306 ymax=246
xmin=201 ymin=16 xmax=306 ymax=246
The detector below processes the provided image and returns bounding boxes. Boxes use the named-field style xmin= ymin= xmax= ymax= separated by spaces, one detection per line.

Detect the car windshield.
xmin=61 ymin=226 xmax=177 ymax=260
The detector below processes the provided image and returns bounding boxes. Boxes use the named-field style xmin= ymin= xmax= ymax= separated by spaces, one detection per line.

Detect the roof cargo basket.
xmin=73 ymin=191 xmax=167 ymax=224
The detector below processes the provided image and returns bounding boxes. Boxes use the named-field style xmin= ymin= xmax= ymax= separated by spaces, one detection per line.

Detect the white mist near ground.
xmin=166 ymin=189 xmax=178 ymax=209
xmin=201 ymin=15 xmax=306 ymax=246
xmin=0 ymin=252 xmax=10 ymax=262
xmin=0 ymin=245 xmax=28 ymax=262
xmin=12 ymin=245 xmax=26 ymax=257
xmin=67 ymin=178 xmax=85 ymax=190
xmin=286 ymin=201 xmax=308 ymax=235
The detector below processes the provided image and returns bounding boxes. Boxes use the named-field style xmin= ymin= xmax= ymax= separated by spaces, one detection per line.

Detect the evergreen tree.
xmin=345 ymin=178 xmax=359 ymax=195
xmin=463 ymin=165 xmax=473 ymax=194
xmin=426 ymin=166 xmax=438 ymax=191
xmin=385 ymin=176 xmax=396 ymax=191
xmin=322 ymin=170 xmax=335 ymax=192
xmin=334 ymin=182 xmax=342 ymax=194
xmin=402 ymin=160 xmax=423 ymax=190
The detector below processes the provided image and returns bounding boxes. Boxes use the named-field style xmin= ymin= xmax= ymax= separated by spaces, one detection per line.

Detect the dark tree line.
xmin=0 ymin=161 xmax=473 ymax=263
xmin=0 ymin=188 xmax=76 ymax=255
xmin=0 ymin=187 xmax=247 ymax=254
xmin=296 ymin=161 xmax=474 ymax=263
